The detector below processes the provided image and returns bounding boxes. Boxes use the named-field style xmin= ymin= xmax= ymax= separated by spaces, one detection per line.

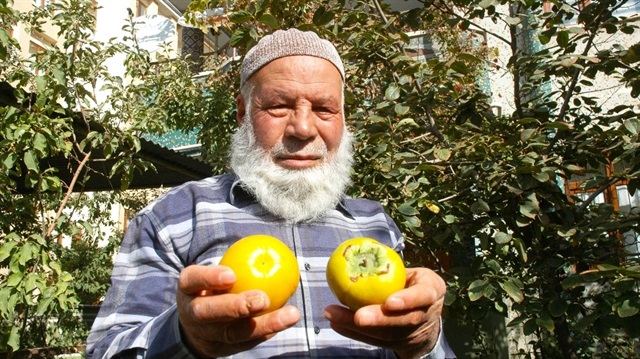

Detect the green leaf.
xmin=397 ymin=118 xmax=418 ymax=128
xmin=0 ymin=241 xmax=18 ymax=263
xmin=477 ymin=0 xmax=494 ymax=8
xmin=8 ymin=326 xmax=20 ymax=352
xmin=312 ymin=7 xmax=335 ymax=26
xmin=36 ymin=296 xmax=54 ymax=315
xmin=500 ymin=279 xmax=524 ymax=303
xmin=49 ymin=259 xmax=62 ymax=275
xmin=562 ymin=274 xmax=586 ymax=289
xmin=434 ymin=148 xmax=451 ymax=161
xmin=443 ymin=215 xmax=457 ymax=224
xmin=549 ymin=298 xmax=568 ymax=317
xmin=558 ymin=228 xmax=577 ymax=237
xmin=557 ymin=30 xmax=569 ymax=48
xmin=536 ymin=315 xmax=555 ymax=332
xmin=228 ymin=10 xmax=253 ymax=24
xmin=617 ymin=299 xmax=639 ymax=318
xmin=623 ymin=118 xmax=639 ymax=135
xmin=468 ymin=279 xmax=487 ymax=301
xmin=1 ymin=152 xmax=17 ymax=170
xmin=504 ymin=16 xmax=522 ymax=26
xmin=507 ymin=314 xmax=528 ymax=327
xmin=538 ymin=34 xmax=550 ymax=45
xmin=385 ymin=85 xmax=400 ymax=101
xmin=475 ymin=199 xmax=490 ymax=213
xmin=495 ymin=231 xmax=512 ymax=244
xmin=7 ymin=273 xmax=23 ymax=287
xmin=24 ymin=273 xmax=38 ymax=293
xmin=520 ymin=128 xmax=536 ymax=141
xmin=34 ymin=132 xmax=47 ymax=154
xmin=513 ymin=237 xmax=528 ymax=262
xmin=402 ymin=214 xmax=421 ymax=228
xmin=52 ymin=68 xmax=66 ymax=85
xmin=519 ymin=193 xmax=539 ymax=219
xmin=394 ymin=103 xmax=410 ymax=116
xmin=259 ymin=13 xmax=279 ymax=29
xmin=229 ymin=27 xmax=249 ymax=47
xmin=24 ymin=150 xmax=38 ymax=171
xmin=449 ymin=61 xmax=468 ymax=74
xmin=18 ymin=241 xmax=37 ymax=265
xmin=35 ymin=75 xmax=47 ymax=93
xmin=397 ymin=203 xmax=419 ymax=216
xmin=523 ymin=318 xmax=537 ymax=335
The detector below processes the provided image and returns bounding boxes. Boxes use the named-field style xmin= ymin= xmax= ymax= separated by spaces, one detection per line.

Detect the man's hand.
xmin=324 ymin=267 xmax=445 ymax=359
xmin=177 ymin=265 xmax=301 ymax=358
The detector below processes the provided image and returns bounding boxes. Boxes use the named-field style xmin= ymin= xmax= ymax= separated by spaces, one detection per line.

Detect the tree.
xmin=0 ymin=0 xmax=223 ymax=353
xmin=184 ymin=0 xmax=639 ymax=357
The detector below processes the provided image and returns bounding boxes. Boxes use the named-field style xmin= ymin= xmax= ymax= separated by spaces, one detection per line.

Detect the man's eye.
xmin=266 ymin=105 xmax=289 ymax=116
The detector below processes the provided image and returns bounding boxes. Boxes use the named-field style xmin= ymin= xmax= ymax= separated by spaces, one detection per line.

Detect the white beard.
xmin=229 ymin=115 xmax=354 ymax=223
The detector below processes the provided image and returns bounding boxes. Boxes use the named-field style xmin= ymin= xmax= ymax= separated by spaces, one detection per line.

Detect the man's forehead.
xmin=246 ymin=58 xmax=342 ymax=96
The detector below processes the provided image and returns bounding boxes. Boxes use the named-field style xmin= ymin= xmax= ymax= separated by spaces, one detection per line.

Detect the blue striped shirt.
xmin=86 ymin=174 xmax=454 ymax=358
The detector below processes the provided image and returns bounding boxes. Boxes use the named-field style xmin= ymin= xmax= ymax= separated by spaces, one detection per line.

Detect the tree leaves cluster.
xmin=1 ymin=0 xmax=637 ymax=356
xmin=185 ymin=0 xmax=640 ymax=357
xmin=0 ymin=0 xmax=220 ymax=353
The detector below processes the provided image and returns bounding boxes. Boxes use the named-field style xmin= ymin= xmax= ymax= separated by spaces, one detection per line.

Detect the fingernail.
xmin=219 ymin=270 xmax=236 ymax=285
xmin=278 ymin=306 xmax=300 ymax=326
xmin=358 ymin=309 xmax=375 ymax=326
xmin=386 ymin=296 xmax=405 ymax=310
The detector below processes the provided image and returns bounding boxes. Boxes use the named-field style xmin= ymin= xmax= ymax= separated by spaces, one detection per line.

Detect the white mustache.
xmin=270 ymin=141 xmax=328 ymax=159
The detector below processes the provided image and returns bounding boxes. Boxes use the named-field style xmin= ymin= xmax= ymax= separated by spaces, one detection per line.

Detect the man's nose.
xmin=286 ymin=106 xmax=318 ymax=140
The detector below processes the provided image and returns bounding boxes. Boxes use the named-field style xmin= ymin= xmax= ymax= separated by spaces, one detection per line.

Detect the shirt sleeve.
xmin=418 ymin=317 xmax=457 ymax=359
xmin=85 ymin=210 xmax=190 ymax=359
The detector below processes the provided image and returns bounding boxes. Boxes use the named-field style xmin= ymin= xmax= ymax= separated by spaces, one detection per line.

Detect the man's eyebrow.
xmin=260 ymin=91 xmax=339 ymax=104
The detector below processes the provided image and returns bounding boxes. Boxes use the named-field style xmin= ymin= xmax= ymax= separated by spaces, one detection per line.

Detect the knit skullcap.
xmin=240 ymin=28 xmax=345 ymax=87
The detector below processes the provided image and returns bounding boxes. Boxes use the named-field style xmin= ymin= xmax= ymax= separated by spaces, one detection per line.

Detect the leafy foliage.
xmin=1 ymin=0 xmax=637 ymax=357
xmin=0 ymin=0 xmax=214 ymax=353
xmin=184 ymin=0 xmax=640 ymax=357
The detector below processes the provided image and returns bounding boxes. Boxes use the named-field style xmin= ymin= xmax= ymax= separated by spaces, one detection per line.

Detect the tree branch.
xmin=576 ymin=177 xmax=621 ymax=213
xmin=46 ymin=150 xmax=92 ymax=238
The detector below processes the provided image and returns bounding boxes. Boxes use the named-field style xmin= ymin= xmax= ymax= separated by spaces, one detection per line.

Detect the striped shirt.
xmin=86 ymin=174 xmax=454 ymax=358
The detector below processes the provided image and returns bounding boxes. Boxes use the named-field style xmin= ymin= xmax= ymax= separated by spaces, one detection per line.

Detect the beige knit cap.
xmin=240 ymin=28 xmax=345 ymax=87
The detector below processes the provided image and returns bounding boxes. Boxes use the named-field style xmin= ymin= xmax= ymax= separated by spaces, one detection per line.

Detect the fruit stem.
xmin=343 ymin=242 xmax=391 ymax=282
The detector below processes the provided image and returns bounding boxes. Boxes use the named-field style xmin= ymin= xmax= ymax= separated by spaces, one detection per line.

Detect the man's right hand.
xmin=177 ymin=265 xmax=301 ymax=358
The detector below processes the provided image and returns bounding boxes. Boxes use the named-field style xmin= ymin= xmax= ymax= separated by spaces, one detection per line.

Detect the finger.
xmin=330 ymin=318 xmax=439 ymax=354
xmin=326 ymin=304 xmax=422 ymax=338
xmin=222 ymin=305 xmax=301 ymax=344
xmin=383 ymin=268 xmax=446 ymax=312
xmin=179 ymin=265 xmax=236 ymax=295
xmin=329 ymin=322 xmax=414 ymax=351
xmin=187 ymin=290 xmax=271 ymax=322
xmin=188 ymin=306 xmax=301 ymax=358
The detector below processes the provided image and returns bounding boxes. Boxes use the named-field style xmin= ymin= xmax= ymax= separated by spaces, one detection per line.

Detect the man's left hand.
xmin=324 ymin=267 xmax=445 ymax=359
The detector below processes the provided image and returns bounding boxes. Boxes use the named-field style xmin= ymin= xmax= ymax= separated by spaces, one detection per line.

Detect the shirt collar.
xmin=228 ymin=175 xmax=355 ymax=219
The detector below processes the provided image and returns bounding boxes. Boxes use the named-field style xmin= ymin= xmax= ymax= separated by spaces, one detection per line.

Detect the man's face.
xmin=236 ymin=56 xmax=345 ymax=170
xmin=230 ymin=55 xmax=352 ymax=223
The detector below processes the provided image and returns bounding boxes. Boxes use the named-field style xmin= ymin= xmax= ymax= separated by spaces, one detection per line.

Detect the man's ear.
xmin=236 ymin=95 xmax=245 ymax=126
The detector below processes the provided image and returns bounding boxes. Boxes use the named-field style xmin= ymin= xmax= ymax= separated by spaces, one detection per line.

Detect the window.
xmin=122 ymin=208 xmax=137 ymax=233
xmin=404 ymin=31 xmax=440 ymax=63
xmin=29 ymin=40 xmax=46 ymax=75
xmin=136 ymin=0 xmax=148 ymax=17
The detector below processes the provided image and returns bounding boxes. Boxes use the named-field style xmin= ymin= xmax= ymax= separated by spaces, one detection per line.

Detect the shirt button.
xmin=314 ymin=326 xmax=320 ymax=334
xmin=304 ymin=262 xmax=311 ymax=271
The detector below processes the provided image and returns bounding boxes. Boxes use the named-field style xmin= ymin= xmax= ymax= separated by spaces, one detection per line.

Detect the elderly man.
xmin=86 ymin=29 xmax=455 ymax=359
